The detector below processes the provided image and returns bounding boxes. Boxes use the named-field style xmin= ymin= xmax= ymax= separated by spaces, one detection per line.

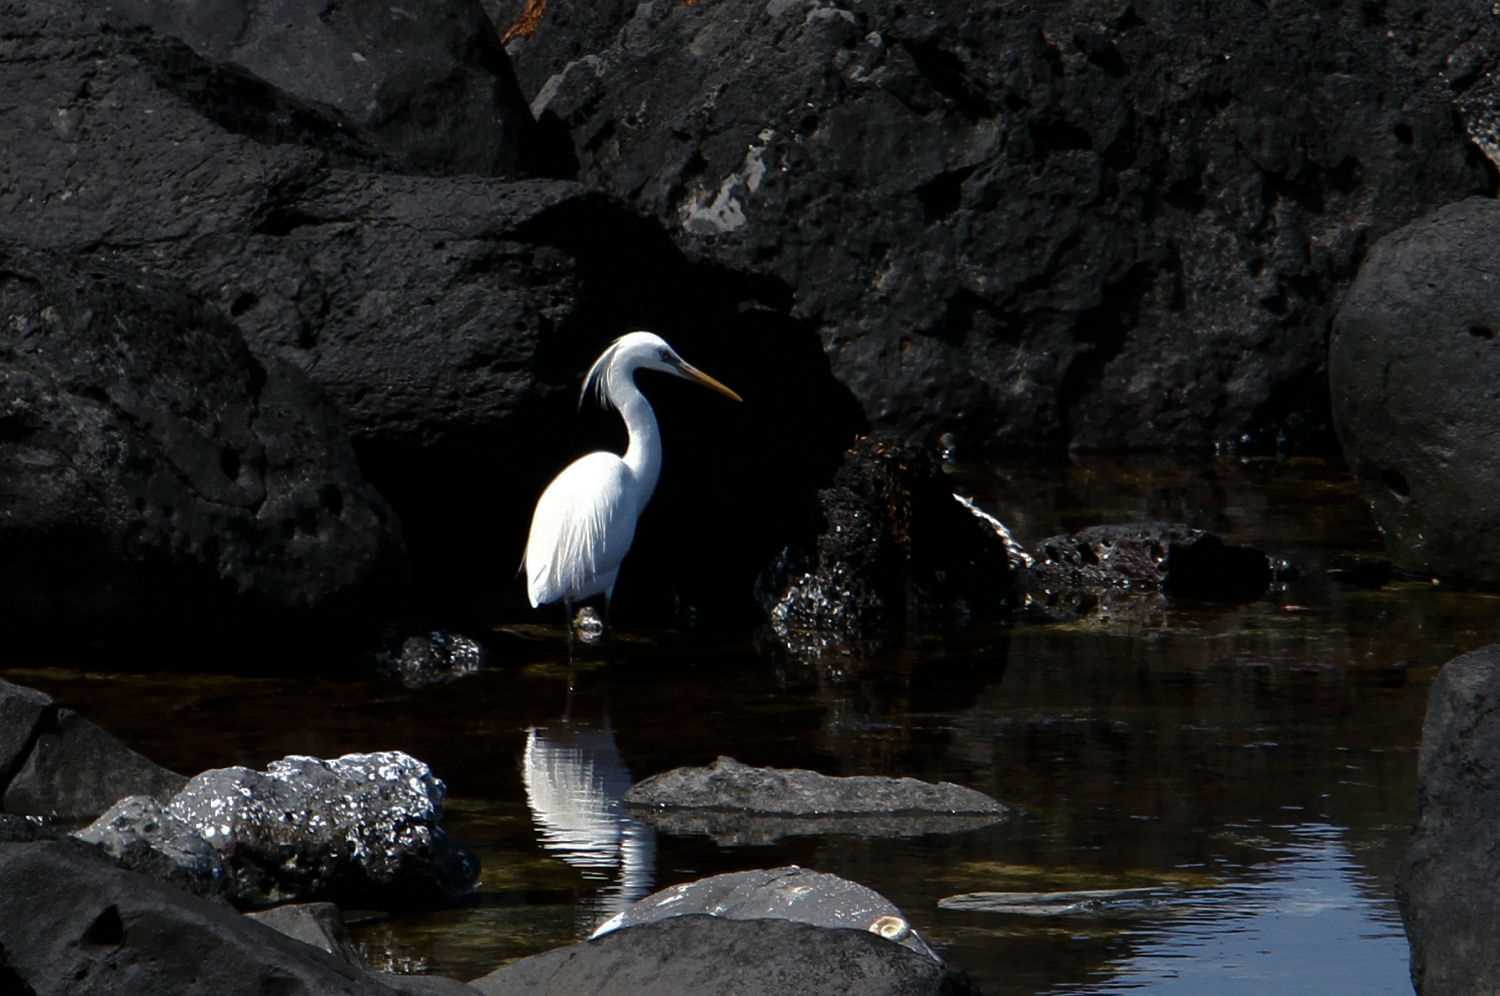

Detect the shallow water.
xmin=10 ymin=455 xmax=1499 ymax=994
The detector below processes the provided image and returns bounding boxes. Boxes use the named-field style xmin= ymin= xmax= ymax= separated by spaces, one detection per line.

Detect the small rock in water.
xmin=377 ymin=630 xmax=486 ymax=687
xmin=574 ymin=606 xmax=606 ymax=643
xmin=625 ymin=755 xmax=1008 ymax=817
xmin=167 ymin=751 xmax=478 ymax=907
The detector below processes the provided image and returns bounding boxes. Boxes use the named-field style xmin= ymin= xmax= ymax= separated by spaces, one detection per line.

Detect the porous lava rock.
xmin=0 ymin=246 xmax=405 ymax=651
xmin=510 ymin=0 xmax=1496 ymax=452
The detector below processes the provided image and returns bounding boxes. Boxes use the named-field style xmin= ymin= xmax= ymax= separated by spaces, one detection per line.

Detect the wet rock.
xmin=1019 ymin=522 xmax=1274 ymax=621
xmin=1330 ymin=197 xmax=1500 ymax=587
xmin=590 ymin=866 xmax=936 ymax=961
xmin=625 ymin=755 xmax=1007 ymax=820
xmin=519 ymin=0 xmax=1492 ymax=453
xmin=0 ymin=244 xmax=406 ymax=654
xmin=167 ymin=751 xmax=478 ymax=908
xmin=1397 ymin=645 xmax=1500 ymax=995
xmin=248 ymin=902 xmax=369 ymax=968
xmin=74 ymin=796 xmax=228 ymax=900
xmin=0 ymin=685 xmax=185 ymax=822
xmin=0 ymin=838 xmax=405 ymax=996
xmin=377 ymin=631 xmax=487 ymax=688
xmin=104 ymin=0 xmax=547 ymax=178
xmin=763 ymin=435 xmax=1018 ymax=656
xmin=472 ymin=913 xmax=974 ymax=996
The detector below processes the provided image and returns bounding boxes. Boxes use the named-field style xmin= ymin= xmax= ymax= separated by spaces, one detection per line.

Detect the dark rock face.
xmin=2 ymin=0 xmax=863 ymax=628
xmin=166 ymin=752 xmax=478 ymax=908
xmin=471 ymin=913 xmax=974 ymax=996
xmin=513 ymin=0 xmax=1495 ymax=453
xmin=0 ymin=680 xmax=186 ymax=822
xmin=0 ymin=246 xmax=405 ymax=651
xmin=590 ymin=866 xmax=937 ymax=961
xmin=1020 ymin=521 xmax=1274 ymax=621
xmin=626 ymin=755 xmax=1007 ymax=816
xmin=0 ymin=839 xmax=405 ymax=996
xmin=1397 ymin=645 xmax=1500 ymax=995
xmin=74 ymin=796 xmax=228 ymax=900
xmin=1330 ymin=196 xmax=1500 ymax=586
xmin=764 ymin=435 xmax=1017 ymax=655
xmin=105 ymin=0 xmax=545 ymax=178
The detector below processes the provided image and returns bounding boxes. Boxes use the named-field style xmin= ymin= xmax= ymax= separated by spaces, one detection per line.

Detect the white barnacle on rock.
xmin=678 ymin=130 xmax=777 ymax=235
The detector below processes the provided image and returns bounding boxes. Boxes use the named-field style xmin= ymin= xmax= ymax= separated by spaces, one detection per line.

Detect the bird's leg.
xmin=562 ymin=598 xmax=576 ymax=660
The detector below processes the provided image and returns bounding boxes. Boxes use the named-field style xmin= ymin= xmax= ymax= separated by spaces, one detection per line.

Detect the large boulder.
xmin=102 ymin=0 xmax=549 ymax=178
xmin=513 ymin=0 xmax=1495 ymax=453
xmin=1397 ymin=645 xmax=1500 ymax=994
xmin=166 ymin=752 xmax=478 ymax=908
xmin=0 ymin=839 xmax=407 ymax=996
xmin=1330 ymin=196 xmax=1500 ymax=586
xmin=0 ymin=681 xmax=185 ymax=822
xmin=1 ymin=0 xmax=864 ymax=627
xmin=471 ymin=914 xmax=975 ymax=996
xmin=0 ymin=245 xmax=405 ymax=650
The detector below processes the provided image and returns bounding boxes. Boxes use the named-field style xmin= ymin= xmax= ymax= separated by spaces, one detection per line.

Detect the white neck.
xmin=610 ymin=369 xmax=662 ymax=511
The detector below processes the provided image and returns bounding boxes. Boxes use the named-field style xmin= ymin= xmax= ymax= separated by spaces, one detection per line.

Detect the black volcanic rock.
xmin=1330 ymin=196 xmax=1500 ymax=586
xmin=0 ymin=246 xmax=405 ymax=650
xmin=471 ymin=913 xmax=974 ymax=996
xmin=1 ymin=0 xmax=863 ymax=630
xmin=517 ymin=0 xmax=1495 ymax=453
xmin=763 ymin=435 xmax=1017 ymax=655
xmin=104 ymin=0 xmax=548 ymax=178
xmin=0 ymin=839 xmax=406 ymax=996
xmin=1397 ymin=645 xmax=1500 ymax=995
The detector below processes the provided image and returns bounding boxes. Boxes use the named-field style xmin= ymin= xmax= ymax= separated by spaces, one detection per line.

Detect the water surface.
xmin=11 ymin=456 xmax=1496 ymax=994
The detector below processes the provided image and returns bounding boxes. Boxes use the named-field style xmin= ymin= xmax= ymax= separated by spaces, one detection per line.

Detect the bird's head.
xmin=582 ymin=331 xmax=742 ymax=409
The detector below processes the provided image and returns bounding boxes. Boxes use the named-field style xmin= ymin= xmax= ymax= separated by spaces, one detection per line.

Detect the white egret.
xmin=523 ymin=332 xmax=742 ymax=633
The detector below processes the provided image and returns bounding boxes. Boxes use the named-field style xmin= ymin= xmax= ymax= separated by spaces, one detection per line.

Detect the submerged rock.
xmin=74 ymin=796 xmax=227 ymax=900
xmin=939 ymin=887 xmax=1177 ymax=918
xmin=1019 ymin=522 xmax=1275 ymax=622
xmin=376 ymin=631 xmax=487 ymax=688
xmin=0 ymin=839 xmax=407 ymax=996
xmin=167 ymin=751 xmax=478 ymax=908
xmin=1397 ymin=645 xmax=1500 ymax=995
xmin=589 ymin=866 xmax=937 ymax=962
xmin=471 ymin=914 xmax=973 ymax=996
xmin=763 ymin=435 xmax=1018 ymax=656
xmin=1330 ymin=197 xmax=1500 ymax=587
xmin=0 ymin=680 xmax=186 ymax=822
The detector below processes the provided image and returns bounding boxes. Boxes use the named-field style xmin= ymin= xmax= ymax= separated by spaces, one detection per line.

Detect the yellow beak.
xmin=678 ymin=362 xmax=743 ymax=402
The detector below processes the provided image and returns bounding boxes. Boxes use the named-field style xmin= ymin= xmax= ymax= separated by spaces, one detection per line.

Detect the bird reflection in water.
xmin=521 ymin=720 xmax=657 ymax=935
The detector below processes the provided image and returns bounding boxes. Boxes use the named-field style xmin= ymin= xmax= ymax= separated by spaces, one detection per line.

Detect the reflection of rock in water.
xmin=522 ymin=724 xmax=656 ymax=934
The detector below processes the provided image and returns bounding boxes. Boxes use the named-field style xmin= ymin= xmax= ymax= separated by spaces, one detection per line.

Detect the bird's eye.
xmin=658 ymin=348 xmax=673 ymax=363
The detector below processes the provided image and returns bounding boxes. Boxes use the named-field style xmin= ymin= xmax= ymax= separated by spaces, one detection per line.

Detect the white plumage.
xmin=523 ymin=332 xmax=741 ymax=617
